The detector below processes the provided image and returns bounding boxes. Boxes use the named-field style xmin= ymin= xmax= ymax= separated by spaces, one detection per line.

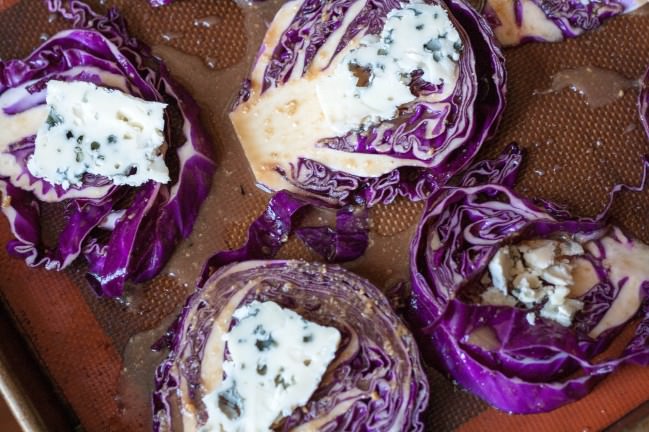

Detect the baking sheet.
xmin=0 ymin=0 xmax=648 ymax=431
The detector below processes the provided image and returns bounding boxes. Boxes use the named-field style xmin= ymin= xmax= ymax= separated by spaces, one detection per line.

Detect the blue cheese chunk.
xmin=201 ymin=301 xmax=341 ymax=432
xmin=487 ymin=248 xmax=514 ymax=293
xmin=27 ymin=80 xmax=169 ymax=188
xmin=519 ymin=240 xmax=557 ymax=270
xmin=482 ymin=239 xmax=585 ymax=327
xmin=316 ymin=1 xmax=462 ymax=133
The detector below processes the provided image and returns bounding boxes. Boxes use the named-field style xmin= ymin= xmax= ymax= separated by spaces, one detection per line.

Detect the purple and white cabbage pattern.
xmin=408 ymin=144 xmax=649 ymax=413
xmin=0 ymin=1 xmax=215 ymax=297
xmin=483 ymin=0 xmax=647 ymax=46
xmin=232 ymin=0 xmax=506 ymax=206
xmin=153 ymin=260 xmax=429 ymax=431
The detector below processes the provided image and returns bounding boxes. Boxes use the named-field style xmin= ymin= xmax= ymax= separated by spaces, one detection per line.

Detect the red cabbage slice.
xmin=230 ymin=0 xmax=506 ymax=206
xmin=483 ymin=0 xmax=646 ymax=46
xmin=408 ymin=144 xmax=649 ymax=413
xmin=153 ymin=260 xmax=429 ymax=431
xmin=0 ymin=1 xmax=216 ymax=297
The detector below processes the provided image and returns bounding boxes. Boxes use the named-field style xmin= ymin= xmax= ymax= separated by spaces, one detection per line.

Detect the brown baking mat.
xmin=0 ymin=0 xmax=648 ymax=431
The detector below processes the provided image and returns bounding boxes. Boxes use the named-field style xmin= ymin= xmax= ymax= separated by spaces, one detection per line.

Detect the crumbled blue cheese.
xmin=316 ymin=1 xmax=462 ymax=133
xmin=525 ymin=312 xmax=536 ymax=326
xmin=201 ymin=301 xmax=341 ymax=432
xmin=519 ymin=240 xmax=557 ymax=270
xmin=481 ymin=286 xmax=517 ymax=307
xmin=480 ymin=239 xmax=585 ymax=326
xmin=540 ymin=298 xmax=584 ymax=327
xmin=488 ymin=248 xmax=514 ymax=292
xmin=27 ymin=80 xmax=169 ymax=189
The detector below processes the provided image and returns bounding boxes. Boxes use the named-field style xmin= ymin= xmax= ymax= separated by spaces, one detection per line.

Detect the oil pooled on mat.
xmin=113 ymin=315 xmax=176 ymax=431
xmin=193 ymin=15 xmax=220 ymax=28
xmin=537 ymin=66 xmax=640 ymax=109
xmin=156 ymin=0 xmax=283 ymax=289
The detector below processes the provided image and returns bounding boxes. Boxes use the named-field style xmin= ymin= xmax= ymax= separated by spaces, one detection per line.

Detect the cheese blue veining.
xmin=229 ymin=0 xmax=464 ymax=192
xmin=316 ymin=1 xmax=462 ymax=133
xmin=200 ymin=301 xmax=341 ymax=432
xmin=27 ymin=80 xmax=169 ymax=189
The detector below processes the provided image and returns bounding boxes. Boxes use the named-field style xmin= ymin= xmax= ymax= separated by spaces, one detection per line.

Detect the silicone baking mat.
xmin=0 ymin=0 xmax=648 ymax=431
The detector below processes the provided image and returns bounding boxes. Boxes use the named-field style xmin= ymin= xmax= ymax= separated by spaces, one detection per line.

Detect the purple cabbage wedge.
xmin=408 ymin=144 xmax=649 ymax=413
xmin=642 ymin=64 xmax=649 ymax=142
xmin=153 ymin=260 xmax=429 ymax=431
xmin=482 ymin=0 xmax=647 ymax=46
xmin=230 ymin=0 xmax=506 ymax=206
xmin=0 ymin=1 xmax=215 ymax=297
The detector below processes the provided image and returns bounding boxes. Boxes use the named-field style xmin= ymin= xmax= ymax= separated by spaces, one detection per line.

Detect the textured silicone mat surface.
xmin=0 ymin=0 xmax=648 ymax=431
